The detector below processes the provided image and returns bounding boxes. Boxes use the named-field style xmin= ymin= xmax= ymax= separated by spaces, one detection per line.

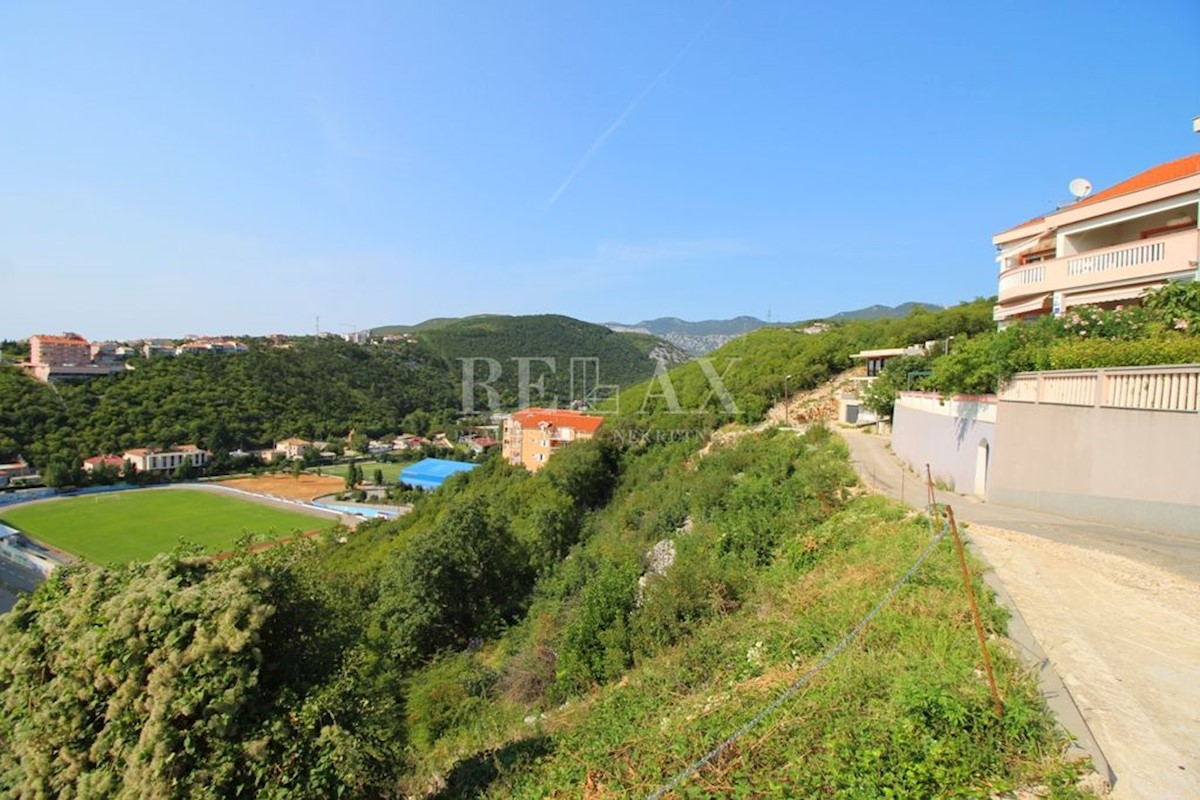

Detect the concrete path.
xmin=838 ymin=425 xmax=1200 ymax=800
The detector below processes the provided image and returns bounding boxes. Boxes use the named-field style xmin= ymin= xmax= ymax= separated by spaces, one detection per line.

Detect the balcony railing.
xmin=1000 ymin=365 xmax=1200 ymax=413
xmin=1067 ymin=240 xmax=1164 ymax=277
xmin=996 ymin=228 xmax=1198 ymax=304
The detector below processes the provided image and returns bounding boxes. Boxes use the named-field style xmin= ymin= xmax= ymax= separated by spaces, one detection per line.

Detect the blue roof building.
xmin=399 ymin=458 xmax=479 ymax=490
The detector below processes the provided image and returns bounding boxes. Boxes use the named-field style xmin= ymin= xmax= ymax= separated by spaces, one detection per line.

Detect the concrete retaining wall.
xmin=891 ymin=393 xmax=996 ymax=495
xmin=990 ymin=400 xmax=1200 ymax=537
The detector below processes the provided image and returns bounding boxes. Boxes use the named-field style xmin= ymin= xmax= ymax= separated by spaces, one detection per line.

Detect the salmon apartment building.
xmin=992 ymin=153 xmax=1199 ymax=325
xmin=502 ymin=408 xmax=604 ymax=472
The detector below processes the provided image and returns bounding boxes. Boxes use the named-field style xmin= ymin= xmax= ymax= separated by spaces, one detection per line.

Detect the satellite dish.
xmin=1069 ymin=178 xmax=1093 ymax=199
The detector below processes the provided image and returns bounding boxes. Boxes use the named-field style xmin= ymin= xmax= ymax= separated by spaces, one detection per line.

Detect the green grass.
xmin=313 ymin=459 xmax=416 ymax=483
xmin=0 ymin=489 xmax=337 ymax=565
xmin=407 ymin=495 xmax=1093 ymax=798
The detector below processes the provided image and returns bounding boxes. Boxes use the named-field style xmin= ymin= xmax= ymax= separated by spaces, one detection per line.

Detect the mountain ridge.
xmin=606 ymin=302 xmax=943 ymax=354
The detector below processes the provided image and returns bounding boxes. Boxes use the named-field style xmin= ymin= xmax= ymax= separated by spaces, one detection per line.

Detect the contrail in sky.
xmin=545 ymin=3 xmax=728 ymax=210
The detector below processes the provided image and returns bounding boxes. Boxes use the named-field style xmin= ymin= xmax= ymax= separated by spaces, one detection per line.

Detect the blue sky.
xmin=1 ymin=1 xmax=1197 ymax=340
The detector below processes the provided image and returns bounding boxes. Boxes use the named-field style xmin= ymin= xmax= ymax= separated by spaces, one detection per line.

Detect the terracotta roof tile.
xmin=1072 ymin=153 xmax=1200 ymax=210
xmin=510 ymin=408 xmax=605 ymax=435
xmin=999 ymin=153 xmax=1200 ymax=235
xmin=997 ymin=214 xmax=1046 ymax=235
xmin=31 ymin=334 xmax=90 ymax=346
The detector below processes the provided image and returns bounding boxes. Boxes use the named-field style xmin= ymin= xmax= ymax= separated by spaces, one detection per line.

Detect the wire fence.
xmin=645 ymin=505 xmax=949 ymax=800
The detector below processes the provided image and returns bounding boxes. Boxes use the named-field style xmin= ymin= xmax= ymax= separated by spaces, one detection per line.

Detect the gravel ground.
xmin=965 ymin=522 xmax=1200 ymax=800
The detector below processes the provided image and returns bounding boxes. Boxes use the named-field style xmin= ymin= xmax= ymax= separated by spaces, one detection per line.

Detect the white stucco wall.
xmin=891 ymin=393 xmax=996 ymax=495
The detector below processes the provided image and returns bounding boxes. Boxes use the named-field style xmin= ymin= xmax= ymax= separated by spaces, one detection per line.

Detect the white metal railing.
xmin=1066 ymin=240 xmax=1164 ymax=277
xmin=999 ymin=365 xmax=1200 ymax=412
xmin=998 ymin=265 xmax=1045 ymax=292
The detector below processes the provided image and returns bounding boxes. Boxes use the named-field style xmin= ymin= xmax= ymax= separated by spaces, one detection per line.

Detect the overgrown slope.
xmin=0 ymin=427 xmax=1091 ymax=797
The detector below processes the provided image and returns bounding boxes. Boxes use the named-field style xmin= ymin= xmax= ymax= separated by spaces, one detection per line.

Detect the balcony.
xmin=997 ymin=227 xmax=1199 ymax=306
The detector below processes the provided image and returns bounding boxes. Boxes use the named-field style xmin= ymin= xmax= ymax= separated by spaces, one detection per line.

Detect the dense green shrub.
xmin=0 ymin=553 xmax=404 ymax=798
xmin=629 ymin=534 xmax=750 ymax=656
xmin=406 ymin=653 xmax=498 ymax=751
xmin=1045 ymin=335 xmax=1200 ymax=369
xmin=554 ymin=561 xmax=640 ymax=696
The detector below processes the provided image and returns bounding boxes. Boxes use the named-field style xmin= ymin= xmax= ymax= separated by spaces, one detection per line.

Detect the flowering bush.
xmin=1052 ymin=303 xmax=1147 ymax=341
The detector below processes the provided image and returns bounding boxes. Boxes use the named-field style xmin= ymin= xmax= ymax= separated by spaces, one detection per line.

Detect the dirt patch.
xmin=210 ymin=529 xmax=330 ymax=560
xmin=216 ymin=473 xmax=345 ymax=501
xmin=767 ymin=367 xmax=863 ymax=426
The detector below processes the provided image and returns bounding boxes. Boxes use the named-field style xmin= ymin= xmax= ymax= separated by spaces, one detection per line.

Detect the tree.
xmin=172 ymin=459 xmax=195 ymax=482
xmin=1143 ymin=280 xmax=1200 ymax=333
xmin=0 ymin=555 xmax=406 ymax=797
xmin=372 ymin=500 xmax=532 ymax=669
xmin=373 ymin=467 xmax=385 ymax=486
xmin=860 ymin=354 xmax=932 ymax=419
xmin=42 ymin=457 xmax=83 ymax=488
xmin=345 ymin=461 xmax=360 ymax=490
xmin=402 ymin=409 xmax=433 ymax=437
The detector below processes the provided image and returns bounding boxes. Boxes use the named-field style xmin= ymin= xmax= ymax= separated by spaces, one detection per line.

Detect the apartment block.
xmin=27 ymin=333 xmax=125 ymax=382
xmin=502 ymin=408 xmax=604 ymax=472
xmin=993 ymin=153 xmax=1200 ymax=325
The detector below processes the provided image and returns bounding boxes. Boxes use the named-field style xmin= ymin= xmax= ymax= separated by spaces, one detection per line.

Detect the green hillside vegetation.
xmin=0 ymin=336 xmax=457 ymax=470
xmin=0 ymin=296 xmax=1124 ymax=796
xmin=0 ymin=314 xmax=680 ymax=475
xmin=0 ymin=427 xmax=1091 ymax=797
xmin=825 ymin=300 xmax=943 ymax=321
xmin=609 ymin=297 xmax=997 ymax=426
xmin=396 ymin=314 xmax=681 ymax=409
xmin=0 ymin=488 xmax=336 ymax=564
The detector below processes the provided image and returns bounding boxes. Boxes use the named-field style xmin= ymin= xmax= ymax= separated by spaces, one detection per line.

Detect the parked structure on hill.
xmin=121 ymin=445 xmax=211 ymax=474
xmin=26 ymin=333 xmax=125 ymax=382
xmin=838 ymin=343 xmax=932 ymax=425
xmin=502 ymin=408 xmax=604 ymax=471
xmin=993 ymin=153 xmax=1200 ymax=326
xmin=0 ymin=457 xmax=36 ymax=489
xmin=274 ymin=438 xmax=312 ymax=460
xmin=81 ymin=455 xmax=126 ymax=475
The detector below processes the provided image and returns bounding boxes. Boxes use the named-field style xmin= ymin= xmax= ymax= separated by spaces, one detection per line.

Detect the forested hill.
xmin=375 ymin=314 xmax=687 ymax=407
xmin=0 ymin=337 xmax=458 ymax=468
xmin=1 ymin=316 xmax=684 ymax=469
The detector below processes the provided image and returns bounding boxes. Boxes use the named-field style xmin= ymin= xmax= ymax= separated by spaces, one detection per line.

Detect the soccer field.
xmin=0 ymin=488 xmax=337 ymax=565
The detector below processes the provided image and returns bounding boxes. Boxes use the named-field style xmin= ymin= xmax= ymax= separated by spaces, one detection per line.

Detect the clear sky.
xmin=2 ymin=1 xmax=1198 ymax=341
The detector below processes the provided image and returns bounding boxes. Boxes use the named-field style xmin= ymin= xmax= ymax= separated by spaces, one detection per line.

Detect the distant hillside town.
xmin=18 ymin=332 xmax=251 ymax=383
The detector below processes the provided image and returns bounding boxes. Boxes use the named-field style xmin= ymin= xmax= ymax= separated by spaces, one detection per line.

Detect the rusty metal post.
xmin=946 ymin=505 xmax=1003 ymax=717
xmin=925 ymin=464 xmax=939 ymax=528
